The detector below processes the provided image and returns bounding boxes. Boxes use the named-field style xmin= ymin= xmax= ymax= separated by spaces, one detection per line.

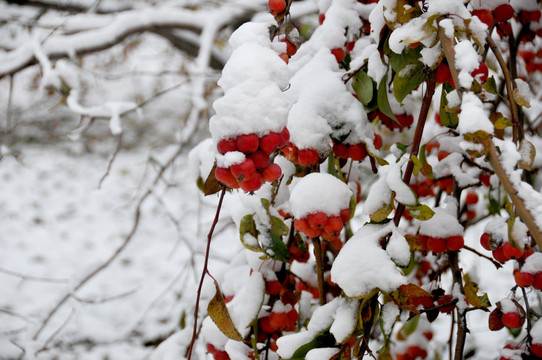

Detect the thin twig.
xmin=394 ymin=72 xmax=437 ymax=225
xmin=0 ymin=267 xmax=70 ymax=283
xmin=72 ymin=287 xmax=139 ymax=304
xmin=312 ymin=237 xmax=326 ymax=306
xmin=187 ymin=187 xmax=227 ymax=360
xmin=484 ymin=139 xmax=542 ymax=248
xmin=462 ymin=245 xmax=502 ymax=269
xmin=98 ymin=134 xmax=123 ymax=188
xmin=486 ymin=35 xmax=520 ymax=143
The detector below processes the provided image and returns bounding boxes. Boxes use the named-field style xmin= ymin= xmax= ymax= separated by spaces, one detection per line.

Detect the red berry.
xmin=514 ymin=270 xmax=534 ymax=288
xmin=346 ymin=41 xmax=356 ymax=53
xmin=406 ymin=345 xmax=428 ymax=359
xmin=287 ymin=308 xmax=299 ymax=327
xmin=418 ymin=234 xmax=429 ymax=250
xmin=496 ymin=22 xmax=512 ymax=37
xmin=501 ymin=312 xmax=522 ymax=329
xmin=373 ymin=134 xmax=383 ymax=150
xmin=297 ymin=148 xmax=319 ymax=166
xmin=248 ymin=150 xmax=270 ymax=169
xmin=283 ymin=39 xmax=297 ymax=57
xmin=428 ymin=237 xmax=447 ymax=253
xmin=446 ymin=235 xmax=464 ymax=251
xmin=269 ymin=311 xmax=288 ymax=331
xmin=331 ymin=48 xmax=345 ymax=62
xmin=294 ymin=218 xmax=310 ymax=232
xmin=236 ymin=134 xmax=259 ymax=154
xmin=262 ymin=163 xmax=282 ymax=183
xmin=436 ymin=62 xmax=453 ymax=86
xmin=480 ymin=173 xmax=491 ymax=186
xmin=493 ymin=246 xmax=510 ymax=263
xmin=472 ymin=9 xmax=494 ymax=28
xmin=240 ymin=172 xmax=263 ymax=192
xmin=260 ymin=132 xmax=282 ymax=154
xmin=266 ymin=280 xmax=282 ymax=295
xmin=423 ymin=331 xmax=433 ymax=341
xmin=502 ymin=242 xmax=523 ymax=260
xmin=278 ymin=128 xmax=290 ymax=148
xmin=348 ymin=143 xmax=367 ymax=161
xmin=214 ymin=350 xmax=231 ymax=360
xmin=215 ymin=167 xmax=239 ymax=188
xmin=230 ymin=158 xmax=257 ymax=181
xmin=480 ymin=232 xmax=492 ymax=251
xmin=318 ymin=13 xmax=325 ymax=25
xmin=259 ymin=316 xmax=275 ymax=334
xmin=533 ymin=272 xmax=542 ymax=290
xmin=438 ymin=150 xmax=450 ymax=161
xmin=323 ymin=216 xmax=343 ymax=237
xmin=340 ymin=208 xmax=351 ymax=223
xmin=333 ymin=143 xmax=348 ymax=159
xmin=396 ymin=114 xmax=414 ymax=128
xmin=471 ymin=62 xmax=489 ymax=83
xmin=268 ymin=0 xmax=287 ymax=15
xmin=492 ymin=4 xmax=514 ymax=23
xmin=531 ymin=344 xmax=542 ymax=357
xmin=217 ymin=138 xmax=236 ymax=154
xmin=465 ymin=210 xmax=477 ymax=221
xmin=307 ymin=212 xmax=328 ymax=230
xmin=465 ymin=192 xmax=479 ymax=205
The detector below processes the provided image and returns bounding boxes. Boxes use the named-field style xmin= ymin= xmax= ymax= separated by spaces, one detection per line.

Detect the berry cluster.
xmin=280 ymin=143 xmax=320 ymax=167
xmin=489 ymin=299 xmax=526 ymax=331
xmin=396 ymin=345 xmax=428 ymax=360
xmin=332 ymin=142 xmax=368 ymax=161
xmin=215 ymin=128 xmax=290 ymax=192
xmin=371 ymin=110 xmax=414 ymax=130
xmin=418 ymin=234 xmax=465 ymax=253
xmin=480 ymin=231 xmax=532 ymax=264
xmin=519 ymin=49 xmax=542 ymax=74
xmin=294 ymin=209 xmax=351 ymax=244
xmin=206 ymin=344 xmax=231 ymax=360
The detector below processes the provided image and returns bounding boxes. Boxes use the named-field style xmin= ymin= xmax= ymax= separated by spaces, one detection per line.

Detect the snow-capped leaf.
xmin=513 ymin=87 xmax=531 ymax=108
xmin=393 ymin=62 xmax=425 ymax=103
xmin=518 ymin=139 xmax=536 ymax=171
xmin=207 ymin=280 xmax=244 ymax=341
xmin=352 ymin=70 xmax=374 ymax=106
xmin=408 ymin=204 xmax=434 ymax=221
xmin=370 ymin=198 xmax=394 ymax=223
xmin=464 ymin=281 xmax=491 ymax=309
xmin=439 ymin=85 xmax=458 ymax=129
xmin=290 ymin=332 xmax=336 ymax=360
xmin=239 ymin=214 xmax=260 ymax=251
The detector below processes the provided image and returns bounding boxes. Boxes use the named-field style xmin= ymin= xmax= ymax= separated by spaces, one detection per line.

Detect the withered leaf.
xmin=207 ymin=279 xmax=243 ymax=341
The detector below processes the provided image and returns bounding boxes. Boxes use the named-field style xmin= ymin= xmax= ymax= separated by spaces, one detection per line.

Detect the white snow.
xmin=454 ymin=40 xmax=479 ymax=89
xmin=457 ymin=92 xmax=494 ymax=135
xmin=418 ymin=206 xmax=463 ymax=238
xmin=331 ymin=223 xmax=407 ymax=297
xmin=289 ymin=173 xmax=353 ymax=218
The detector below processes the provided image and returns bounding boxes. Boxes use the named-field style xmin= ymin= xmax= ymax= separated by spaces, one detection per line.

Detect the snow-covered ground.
xmin=0 ymin=145 xmax=242 ymax=359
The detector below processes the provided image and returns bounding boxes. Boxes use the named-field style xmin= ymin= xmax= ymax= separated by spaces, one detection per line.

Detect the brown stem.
xmin=187 ymin=188 xmax=227 ymax=360
xmin=312 ymin=237 xmax=326 ymax=306
xmin=394 ymin=71 xmax=437 ymax=226
xmin=449 ymin=251 xmax=467 ymax=360
xmin=462 ymin=245 xmax=502 ymax=269
xmin=484 ymin=139 xmax=542 ymax=249
xmin=486 ymin=35 xmax=520 ymax=143
xmin=438 ymin=25 xmax=462 ymax=96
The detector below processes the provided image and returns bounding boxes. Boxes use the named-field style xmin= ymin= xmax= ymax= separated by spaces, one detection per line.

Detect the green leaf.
xmin=377 ymin=75 xmax=399 ymax=124
xmin=408 ymin=204 xmax=435 ymax=221
xmin=261 ymin=198 xmax=271 ymax=210
xmin=410 ymin=154 xmax=424 ymax=177
xmin=464 ymin=281 xmax=491 ymax=309
xmin=268 ymin=229 xmax=290 ymax=262
xmin=390 ymin=47 xmax=422 ymax=72
xmin=393 ymin=62 xmax=425 ymax=103
xmin=291 ymin=332 xmax=336 ymax=360
xmin=403 ymin=315 xmax=420 ymax=336
xmin=488 ymin=197 xmax=500 ymax=215
xmin=270 ymin=215 xmax=289 ymax=237
xmin=207 ymin=280 xmax=243 ymax=341
xmin=494 ymin=116 xmax=513 ymax=130
xmin=370 ymin=198 xmax=394 ymax=223
xmin=439 ymin=85 xmax=458 ymax=129
xmin=352 ymin=70 xmax=374 ymax=106
xmin=484 ymin=76 xmax=498 ymax=95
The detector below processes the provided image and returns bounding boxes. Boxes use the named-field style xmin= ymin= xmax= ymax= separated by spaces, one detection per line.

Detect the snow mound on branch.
xmin=287 ymin=49 xmax=370 ymax=152
xmin=209 ymin=21 xmax=289 ymax=142
xmin=418 ymin=206 xmax=463 ymax=238
xmin=458 ymin=92 xmax=493 ymax=135
xmin=331 ymin=223 xmax=407 ymax=297
xmin=289 ymin=172 xmax=353 ymax=218
xmin=454 ymin=40 xmax=479 ymax=89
